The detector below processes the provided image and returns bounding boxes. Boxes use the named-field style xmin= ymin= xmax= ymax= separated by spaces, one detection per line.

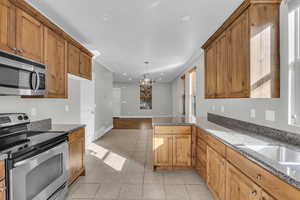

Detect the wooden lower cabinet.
xmin=207 ymin=146 xmax=226 ymax=200
xmin=154 ymin=135 xmax=173 ymax=167
xmin=68 ymin=128 xmax=85 ymax=185
xmin=261 ymin=191 xmax=276 ymax=200
xmin=226 ymin=163 xmax=261 ymax=200
xmin=0 ymin=180 xmax=5 ymax=200
xmin=173 ymin=135 xmax=191 ymax=167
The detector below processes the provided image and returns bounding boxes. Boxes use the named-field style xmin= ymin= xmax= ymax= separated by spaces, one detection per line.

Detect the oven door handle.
xmin=14 ymin=149 xmax=52 ymax=167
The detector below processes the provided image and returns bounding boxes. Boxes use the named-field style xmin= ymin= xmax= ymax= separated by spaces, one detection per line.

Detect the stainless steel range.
xmin=0 ymin=113 xmax=68 ymax=200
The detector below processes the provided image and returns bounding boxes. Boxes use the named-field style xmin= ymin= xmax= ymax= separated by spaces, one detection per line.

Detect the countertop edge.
xmin=152 ymin=120 xmax=300 ymax=190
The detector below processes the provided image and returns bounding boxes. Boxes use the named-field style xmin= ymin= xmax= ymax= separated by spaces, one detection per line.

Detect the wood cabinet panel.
xmin=0 ymin=0 xmax=15 ymax=53
xmin=154 ymin=135 xmax=173 ymax=167
xmin=68 ymin=128 xmax=85 ymax=185
xmin=173 ymin=135 xmax=191 ymax=167
xmin=0 ymin=161 xmax=4 ymax=181
xmin=44 ymin=27 xmax=67 ymax=98
xmin=207 ymin=146 xmax=226 ymax=200
xmin=205 ymin=44 xmax=217 ymax=98
xmin=206 ymin=134 xmax=226 ymax=157
xmin=79 ymin=52 xmax=92 ymax=80
xmin=227 ymin=10 xmax=250 ymax=98
xmin=154 ymin=126 xmax=191 ymax=135
xmin=226 ymin=147 xmax=300 ymax=200
xmin=68 ymin=43 xmax=80 ymax=75
xmin=261 ymin=191 xmax=276 ymax=200
xmin=226 ymin=163 xmax=261 ymax=200
xmin=16 ymin=8 xmax=43 ymax=62
xmin=216 ymin=33 xmax=229 ymax=98
xmin=0 ymin=180 xmax=5 ymax=200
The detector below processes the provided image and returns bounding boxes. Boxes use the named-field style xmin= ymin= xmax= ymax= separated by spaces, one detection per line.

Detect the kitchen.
xmin=0 ymin=0 xmax=299 ymax=200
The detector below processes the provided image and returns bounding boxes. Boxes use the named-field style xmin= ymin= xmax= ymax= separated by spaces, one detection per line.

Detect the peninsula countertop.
xmin=152 ymin=116 xmax=300 ymax=190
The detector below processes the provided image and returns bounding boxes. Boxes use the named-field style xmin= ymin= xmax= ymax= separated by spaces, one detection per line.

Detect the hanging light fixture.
xmin=139 ymin=61 xmax=156 ymax=86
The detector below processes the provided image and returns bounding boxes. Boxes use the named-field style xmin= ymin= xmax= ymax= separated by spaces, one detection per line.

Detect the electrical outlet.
xmin=31 ymin=108 xmax=37 ymax=116
xmin=65 ymin=105 xmax=69 ymax=112
xmin=265 ymin=110 xmax=275 ymax=121
xmin=221 ymin=106 xmax=225 ymax=113
xmin=212 ymin=105 xmax=216 ymax=111
xmin=250 ymin=109 xmax=256 ymax=119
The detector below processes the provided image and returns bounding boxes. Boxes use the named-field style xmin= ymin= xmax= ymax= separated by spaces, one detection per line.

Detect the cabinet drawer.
xmin=0 ymin=161 xmax=5 ymax=181
xmin=197 ymin=128 xmax=208 ymax=142
xmin=206 ymin=135 xmax=226 ymax=157
xmin=227 ymin=147 xmax=300 ymax=200
xmin=155 ymin=126 xmax=191 ymax=135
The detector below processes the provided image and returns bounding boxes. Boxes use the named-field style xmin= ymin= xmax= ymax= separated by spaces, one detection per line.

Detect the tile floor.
xmin=67 ymin=129 xmax=213 ymax=200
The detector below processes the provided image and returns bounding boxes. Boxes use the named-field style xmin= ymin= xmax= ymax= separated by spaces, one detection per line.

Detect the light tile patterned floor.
xmin=67 ymin=129 xmax=213 ymax=200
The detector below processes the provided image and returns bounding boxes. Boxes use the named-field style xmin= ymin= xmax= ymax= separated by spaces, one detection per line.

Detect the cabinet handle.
xmin=11 ymin=47 xmax=17 ymax=51
xmin=251 ymin=190 xmax=257 ymax=196
xmin=256 ymin=174 xmax=262 ymax=180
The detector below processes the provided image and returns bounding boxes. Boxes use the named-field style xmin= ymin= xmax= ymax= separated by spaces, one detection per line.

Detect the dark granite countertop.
xmin=49 ymin=124 xmax=86 ymax=134
xmin=153 ymin=116 xmax=300 ymax=190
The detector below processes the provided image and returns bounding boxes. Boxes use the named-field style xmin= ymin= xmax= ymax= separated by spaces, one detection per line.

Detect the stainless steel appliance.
xmin=0 ymin=113 xmax=68 ymax=200
xmin=0 ymin=50 xmax=47 ymax=96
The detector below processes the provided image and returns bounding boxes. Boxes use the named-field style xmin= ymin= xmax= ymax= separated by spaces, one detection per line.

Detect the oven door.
xmin=9 ymin=142 xmax=69 ymax=200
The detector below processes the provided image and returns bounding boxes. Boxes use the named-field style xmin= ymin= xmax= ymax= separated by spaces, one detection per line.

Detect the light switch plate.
xmin=65 ymin=105 xmax=69 ymax=112
xmin=31 ymin=108 xmax=37 ymax=116
xmin=212 ymin=105 xmax=216 ymax=111
xmin=250 ymin=109 xmax=256 ymax=118
xmin=265 ymin=110 xmax=275 ymax=121
xmin=221 ymin=106 xmax=225 ymax=113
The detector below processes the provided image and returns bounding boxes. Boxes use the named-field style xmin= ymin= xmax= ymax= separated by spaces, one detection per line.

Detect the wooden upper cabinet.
xmin=172 ymin=135 xmax=191 ymax=167
xmin=16 ymin=8 xmax=43 ymax=63
xmin=227 ymin=10 xmax=250 ymax=98
xmin=202 ymin=0 xmax=281 ymax=99
xmin=205 ymin=44 xmax=217 ymax=98
xmin=68 ymin=43 xmax=92 ymax=80
xmin=44 ymin=27 xmax=67 ymax=98
xmin=68 ymin=43 xmax=80 ymax=75
xmin=216 ymin=33 xmax=229 ymax=98
xmin=207 ymin=146 xmax=226 ymax=200
xmin=226 ymin=163 xmax=261 ymax=200
xmin=80 ymin=52 xmax=92 ymax=80
xmin=0 ymin=0 xmax=16 ymax=53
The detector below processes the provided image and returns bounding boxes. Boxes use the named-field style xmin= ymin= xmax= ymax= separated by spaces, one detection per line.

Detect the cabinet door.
xmin=80 ymin=52 xmax=92 ymax=80
xmin=154 ymin=135 xmax=173 ymax=167
xmin=216 ymin=33 xmax=229 ymax=98
xmin=68 ymin=43 xmax=80 ymax=75
xmin=226 ymin=163 xmax=261 ymax=200
xmin=207 ymin=146 xmax=226 ymax=200
xmin=44 ymin=27 xmax=67 ymax=98
xmin=227 ymin=10 xmax=250 ymax=98
xmin=0 ymin=180 xmax=5 ymax=200
xmin=16 ymin=9 xmax=43 ymax=62
xmin=173 ymin=135 xmax=191 ymax=167
xmin=261 ymin=191 xmax=276 ymax=200
xmin=205 ymin=44 xmax=217 ymax=98
xmin=0 ymin=0 xmax=15 ymax=53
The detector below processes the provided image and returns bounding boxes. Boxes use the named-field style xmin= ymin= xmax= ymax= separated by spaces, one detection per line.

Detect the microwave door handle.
xmin=35 ymin=72 xmax=40 ymax=91
xmin=31 ymin=71 xmax=38 ymax=90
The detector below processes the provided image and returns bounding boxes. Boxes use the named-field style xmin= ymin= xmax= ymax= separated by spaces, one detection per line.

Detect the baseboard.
xmin=93 ymin=125 xmax=113 ymax=141
xmin=113 ymin=115 xmax=173 ymax=118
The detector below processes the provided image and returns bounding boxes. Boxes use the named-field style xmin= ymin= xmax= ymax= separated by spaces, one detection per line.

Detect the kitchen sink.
xmin=237 ymin=145 xmax=300 ymax=169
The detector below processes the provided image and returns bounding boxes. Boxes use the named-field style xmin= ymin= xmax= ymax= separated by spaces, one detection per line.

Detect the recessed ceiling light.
xmin=150 ymin=0 xmax=161 ymax=8
xmin=181 ymin=15 xmax=191 ymax=22
xmin=122 ymin=73 xmax=127 ymax=76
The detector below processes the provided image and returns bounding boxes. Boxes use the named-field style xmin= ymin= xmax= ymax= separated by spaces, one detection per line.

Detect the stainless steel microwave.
xmin=0 ymin=50 xmax=47 ymax=96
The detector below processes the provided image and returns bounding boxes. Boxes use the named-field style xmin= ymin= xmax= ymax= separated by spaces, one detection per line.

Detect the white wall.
xmin=0 ymin=61 xmax=114 ymax=141
xmin=171 ymin=3 xmax=300 ymax=134
xmin=0 ymin=78 xmax=81 ymax=124
xmin=94 ymin=62 xmax=114 ymax=138
xmin=114 ymin=82 xmax=172 ymax=117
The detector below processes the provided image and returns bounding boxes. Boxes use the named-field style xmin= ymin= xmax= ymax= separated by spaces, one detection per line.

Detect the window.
xmin=189 ymin=67 xmax=197 ymax=117
xmin=289 ymin=0 xmax=300 ymax=125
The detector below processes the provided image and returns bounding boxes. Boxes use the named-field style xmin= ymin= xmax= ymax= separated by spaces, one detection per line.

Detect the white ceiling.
xmin=26 ymin=0 xmax=243 ymax=83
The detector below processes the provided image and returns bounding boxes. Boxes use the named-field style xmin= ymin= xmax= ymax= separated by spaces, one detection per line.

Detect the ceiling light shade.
xmin=139 ymin=74 xmax=155 ymax=86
